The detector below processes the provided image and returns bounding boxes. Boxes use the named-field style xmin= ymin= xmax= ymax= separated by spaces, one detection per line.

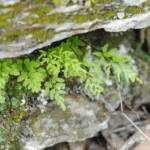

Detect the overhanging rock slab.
xmin=0 ymin=0 xmax=149 ymax=59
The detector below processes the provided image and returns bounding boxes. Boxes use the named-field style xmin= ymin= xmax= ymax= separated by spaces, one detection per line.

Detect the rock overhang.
xmin=0 ymin=0 xmax=149 ymax=59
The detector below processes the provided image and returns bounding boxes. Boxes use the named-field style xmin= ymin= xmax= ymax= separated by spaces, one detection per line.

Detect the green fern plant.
xmin=17 ymin=59 xmax=46 ymax=93
xmin=0 ymin=36 xmax=142 ymax=111
xmin=92 ymin=44 xmax=143 ymax=83
xmin=0 ymin=59 xmax=20 ymax=104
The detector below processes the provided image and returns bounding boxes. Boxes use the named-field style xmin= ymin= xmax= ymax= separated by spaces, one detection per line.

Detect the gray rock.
xmin=18 ymin=95 xmax=109 ymax=150
xmin=0 ymin=0 xmax=149 ymax=59
xmin=123 ymin=0 xmax=148 ymax=6
xmin=0 ymin=0 xmax=20 ymax=6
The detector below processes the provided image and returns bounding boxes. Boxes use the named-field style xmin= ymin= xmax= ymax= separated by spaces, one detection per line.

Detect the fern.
xmin=0 ymin=59 xmax=13 ymax=103
xmin=39 ymin=42 xmax=87 ymax=110
xmin=17 ymin=59 xmax=46 ymax=93
xmin=92 ymin=44 xmax=143 ymax=84
xmin=0 ymin=37 xmax=142 ymax=111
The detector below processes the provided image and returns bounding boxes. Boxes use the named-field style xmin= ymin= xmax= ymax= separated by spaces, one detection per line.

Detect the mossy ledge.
xmin=0 ymin=0 xmax=149 ymax=59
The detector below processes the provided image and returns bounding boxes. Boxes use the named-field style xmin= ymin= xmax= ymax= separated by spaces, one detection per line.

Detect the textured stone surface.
xmin=0 ymin=0 xmax=149 ymax=59
xmin=0 ymin=0 xmax=20 ymax=6
xmin=18 ymin=95 xmax=109 ymax=150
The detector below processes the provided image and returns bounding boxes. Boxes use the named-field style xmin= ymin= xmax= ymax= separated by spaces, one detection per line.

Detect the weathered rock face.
xmin=18 ymin=95 xmax=109 ymax=150
xmin=0 ymin=0 xmax=149 ymax=59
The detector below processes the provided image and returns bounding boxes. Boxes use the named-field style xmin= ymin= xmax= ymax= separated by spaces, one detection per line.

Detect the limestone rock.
xmin=0 ymin=0 xmax=20 ymax=6
xmin=18 ymin=95 xmax=109 ymax=150
xmin=0 ymin=0 xmax=149 ymax=59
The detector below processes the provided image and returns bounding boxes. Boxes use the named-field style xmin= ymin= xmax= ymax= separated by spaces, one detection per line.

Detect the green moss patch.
xmin=73 ymin=14 xmax=89 ymax=23
xmin=0 ymin=11 xmax=14 ymax=28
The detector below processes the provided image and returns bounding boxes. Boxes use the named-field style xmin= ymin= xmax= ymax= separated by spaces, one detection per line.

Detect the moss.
xmin=11 ymin=139 xmax=21 ymax=150
xmin=34 ymin=0 xmax=49 ymax=4
xmin=0 ymin=11 xmax=14 ymax=28
xmin=0 ymin=0 xmax=149 ymax=47
xmin=10 ymin=3 xmax=27 ymax=13
xmin=25 ymin=13 xmax=65 ymax=25
xmin=3 ymin=30 xmax=21 ymax=44
xmin=141 ymin=0 xmax=150 ymax=10
xmin=24 ymin=2 xmax=53 ymax=16
xmin=73 ymin=14 xmax=89 ymax=23
xmin=24 ymin=16 xmax=38 ymax=24
xmin=90 ymin=14 xmax=102 ymax=20
xmin=5 ymin=30 xmax=21 ymax=39
xmin=93 ymin=5 xmax=104 ymax=12
xmin=46 ymin=13 xmax=65 ymax=24
xmin=104 ymin=10 xmax=114 ymax=18
xmin=0 ymin=20 xmax=10 ymax=28
xmin=23 ymin=0 xmax=149 ymax=27
xmin=26 ymin=28 xmax=55 ymax=43
xmin=94 ymin=0 xmax=113 ymax=4
xmin=30 ymin=12 xmax=72 ymax=25
xmin=52 ymin=0 xmax=62 ymax=6
xmin=124 ymin=5 xmax=147 ymax=18
xmin=0 ymin=37 xmax=3 ymax=44
xmin=126 ymin=6 xmax=141 ymax=15
xmin=35 ymin=5 xmax=53 ymax=16
xmin=0 ymin=29 xmax=22 ymax=44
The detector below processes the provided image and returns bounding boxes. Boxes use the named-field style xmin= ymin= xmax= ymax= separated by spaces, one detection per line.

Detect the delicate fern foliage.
xmin=0 ymin=36 xmax=142 ymax=111
xmin=85 ymin=77 xmax=104 ymax=98
xmin=17 ymin=59 xmax=46 ymax=93
xmin=82 ymin=55 xmax=104 ymax=97
xmin=38 ymin=37 xmax=87 ymax=110
xmin=92 ymin=44 xmax=143 ymax=84
xmin=0 ymin=60 xmax=12 ymax=103
xmin=0 ymin=59 xmax=19 ymax=103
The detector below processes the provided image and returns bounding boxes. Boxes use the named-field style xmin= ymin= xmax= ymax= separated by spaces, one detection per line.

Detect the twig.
xmin=120 ymin=97 xmax=142 ymax=123
xmin=114 ymin=121 xmax=142 ymax=133
xmin=122 ymin=113 xmax=150 ymax=141
xmin=118 ymin=89 xmax=123 ymax=112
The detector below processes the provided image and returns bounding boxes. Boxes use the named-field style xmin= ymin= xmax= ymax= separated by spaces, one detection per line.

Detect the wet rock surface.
xmin=0 ymin=0 xmax=149 ymax=59
xmin=18 ymin=95 xmax=109 ymax=150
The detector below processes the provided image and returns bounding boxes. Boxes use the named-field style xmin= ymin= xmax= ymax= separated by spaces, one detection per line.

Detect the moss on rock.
xmin=73 ymin=14 xmax=89 ymax=23
xmin=0 ymin=0 xmax=149 ymax=57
